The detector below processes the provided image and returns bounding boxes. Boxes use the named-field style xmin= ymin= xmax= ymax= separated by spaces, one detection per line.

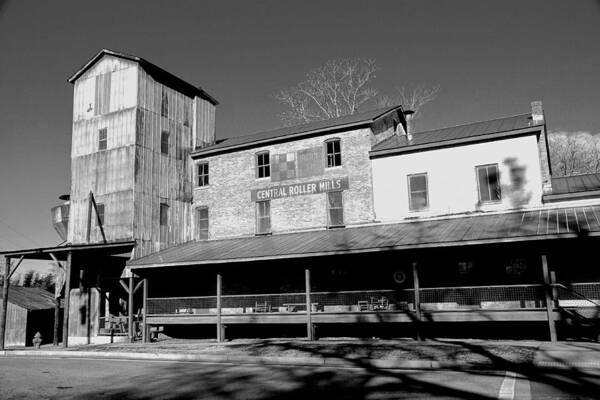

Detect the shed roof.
xmin=0 ymin=286 xmax=57 ymax=311
xmin=68 ymin=49 xmax=218 ymax=105
xmin=370 ymin=113 xmax=542 ymax=157
xmin=191 ymin=105 xmax=404 ymax=157
xmin=543 ymin=173 xmax=600 ymax=203
xmin=128 ymin=205 xmax=600 ymax=269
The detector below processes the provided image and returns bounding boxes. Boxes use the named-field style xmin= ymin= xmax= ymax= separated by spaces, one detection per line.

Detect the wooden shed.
xmin=0 ymin=286 xmax=61 ymax=347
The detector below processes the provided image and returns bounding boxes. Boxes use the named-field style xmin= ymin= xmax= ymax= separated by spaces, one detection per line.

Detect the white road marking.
xmin=498 ymin=371 xmax=517 ymax=400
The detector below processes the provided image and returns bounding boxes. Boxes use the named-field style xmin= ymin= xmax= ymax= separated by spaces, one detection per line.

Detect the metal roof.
xmin=191 ymin=105 xmax=404 ymax=157
xmin=0 ymin=240 xmax=136 ymax=261
xmin=370 ymin=113 xmax=542 ymax=156
xmin=0 ymin=286 xmax=57 ymax=311
xmin=544 ymin=173 xmax=600 ymax=203
xmin=68 ymin=49 xmax=218 ymax=105
xmin=128 ymin=205 xmax=600 ymax=269
xmin=551 ymin=174 xmax=600 ymax=195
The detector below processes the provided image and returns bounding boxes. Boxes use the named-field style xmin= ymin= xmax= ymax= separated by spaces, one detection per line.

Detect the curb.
xmin=2 ymin=349 xmax=599 ymax=370
xmin=0 ymin=349 xmax=467 ymax=370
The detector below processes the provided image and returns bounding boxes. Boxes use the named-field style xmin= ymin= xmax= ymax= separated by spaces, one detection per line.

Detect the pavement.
xmin=2 ymin=339 xmax=600 ymax=370
xmin=2 ymin=352 xmax=600 ymax=399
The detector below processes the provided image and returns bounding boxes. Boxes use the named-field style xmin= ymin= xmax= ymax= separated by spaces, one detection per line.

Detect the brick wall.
xmin=193 ymin=128 xmax=377 ymax=239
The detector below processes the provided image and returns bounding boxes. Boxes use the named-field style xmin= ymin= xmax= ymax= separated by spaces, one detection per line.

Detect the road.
xmin=1 ymin=356 xmax=600 ymax=399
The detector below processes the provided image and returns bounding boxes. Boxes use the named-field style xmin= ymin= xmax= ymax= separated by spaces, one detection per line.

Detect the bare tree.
xmin=376 ymin=84 xmax=440 ymax=132
xmin=275 ymin=58 xmax=379 ymax=125
xmin=548 ymin=132 xmax=600 ymax=176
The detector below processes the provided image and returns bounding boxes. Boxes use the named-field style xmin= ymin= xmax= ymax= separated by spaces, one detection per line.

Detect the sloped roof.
xmin=0 ymin=286 xmax=57 ymax=311
xmin=370 ymin=113 xmax=542 ymax=156
xmin=551 ymin=173 xmax=600 ymax=195
xmin=129 ymin=205 xmax=600 ymax=269
xmin=68 ymin=49 xmax=218 ymax=105
xmin=191 ymin=105 xmax=404 ymax=157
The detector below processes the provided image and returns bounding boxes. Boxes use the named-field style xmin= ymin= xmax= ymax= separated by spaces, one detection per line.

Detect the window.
xmin=256 ymin=201 xmax=271 ymax=234
xmin=161 ymin=90 xmax=169 ymax=118
xmin=98 ymin=128 xmax=107 ymax=151
xmin=95 ymin=203 xmax=105 ymax=226
xmin=196 ymin=207 xmax=209 ymax=240
xmin=408 ymin=173 xmax=429 ymax=211
xmin=161 ymin=131 xmax=169 ymax=155
xmin=256 ymin=152 xmax=270 ymax=178
xmin=159 ymin=203 xmax=169 ymax=248
xmin=476 ymin=164 xmax=501 ymax=202
xmin=325 ymin=139 xmax=342 ymax=168
xmin=197 ymin=162 xmax=209 ymax=187
xmin=327 ymin=191 xmax=344 ymax=227
xmin=183 ymin=104 xmax=190 ymax=127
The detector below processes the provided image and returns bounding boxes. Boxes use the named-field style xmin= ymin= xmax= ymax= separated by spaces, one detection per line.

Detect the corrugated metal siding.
xmin=129 ymin=206 xmax=600 ymax=267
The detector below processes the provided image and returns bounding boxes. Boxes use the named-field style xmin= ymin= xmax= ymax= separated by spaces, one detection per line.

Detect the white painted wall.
xmin=372 ymin=134 xmax=544 ymax=222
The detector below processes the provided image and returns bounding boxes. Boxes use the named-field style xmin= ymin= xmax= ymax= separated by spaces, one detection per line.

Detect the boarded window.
xmin=297 ymin=147 xmax=324 ymax=178
xmin=256 ymin=152 xmax=270 ymax=178
xmin=98 ymin=128 xmax=107 ymax=151
xmin=325 ymin=139 xmax=342 ymax=168
xmin=476 ymin=164 xmax=501 ymax=202
xmin=161 ymin=131 xmax=169 ymax=155
xmin=95 ymin=203 xmax=105 ymax=226
xmin=161 ymin=90 xmax=169 ymax=118
xmin=197 ymin=162 xmax=209 ymax=187
xmin=408 ymin=173 xmax=428 ymax=211
xmin=327 ymin=191 xmax=344 ymax=227
xmin=196 ymin=207 xmax=209 ymax=240
xmin=270 ymin=153 xmax=296 ymax=182
xmin=256 ymin=201 xmax=271 ymax=234
xmin=94 ymin=73 xmax=111 ymax=115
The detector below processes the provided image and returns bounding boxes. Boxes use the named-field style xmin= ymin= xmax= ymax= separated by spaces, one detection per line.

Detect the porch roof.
xmin=128 ymin=206 xmax=600 ymax=269
xmin=0 ymin=240 xmax=136 ymax=261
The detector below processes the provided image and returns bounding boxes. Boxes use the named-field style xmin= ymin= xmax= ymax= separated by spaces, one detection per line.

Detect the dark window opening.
xmin=161 ymin=131 xmax=169 ymax=155
xmin=325 ymin=139 xmax=342 ymax=168
xmin=256 ymin=152 xmax=270 ymax=178
xmin=98 ymin=128 xmax=107 ymax=151
xmin=408 ymin=173 xmax=429 ymax=211
xmin=196 ymin=207 xmax=209 ymax=240
xmin=160 ymin=203 xmax=169 ymax=227
xmin=197 ymin=162 xmax=209 ymax=187
xmin=327 ymin=191 xmax=344 ymax=227
xmin=95 ymin=203 xmax=105 ymax=226
xmin=477 ymin=164 xmax=501 ymax=202
xmin=256 ymin=201 xmax=271 ymax=234
xmin=161 ymin=90 xmax=169 ymax=118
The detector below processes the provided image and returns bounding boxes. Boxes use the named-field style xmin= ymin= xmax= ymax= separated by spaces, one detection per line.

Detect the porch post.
xmin=53 ymin=296 xmax=60 ymax=346
xmin=412 ymin=262 xmax=422 ymax=341
xmin=305 ymin=268 xmax=314 ymax=340
xmin=0 ymin=257 xmax=10 ymax=350
xmin=541 ymin=254 xmax=557 ymax=342
xmin=142 ymin=278 xmax=149 ymax=343
xmin=62 ymin=251 xmax=72 ymax=348
xmin=128 ymin=276 xmax=134 ymax=342
xmin=216 ymin=273 xmax=223 ymax=342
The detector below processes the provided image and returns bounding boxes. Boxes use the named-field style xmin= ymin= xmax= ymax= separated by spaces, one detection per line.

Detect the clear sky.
xmin=0 ymin=0 xmax=599 ymax=273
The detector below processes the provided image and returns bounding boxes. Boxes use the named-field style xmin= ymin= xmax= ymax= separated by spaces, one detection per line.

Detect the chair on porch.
xmin=255 ymin=301 xmax=270 ymax=312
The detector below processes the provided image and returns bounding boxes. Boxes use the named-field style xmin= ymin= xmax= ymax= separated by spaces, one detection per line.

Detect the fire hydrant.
xmin=32 ymin=332 xmax=42 ymax=349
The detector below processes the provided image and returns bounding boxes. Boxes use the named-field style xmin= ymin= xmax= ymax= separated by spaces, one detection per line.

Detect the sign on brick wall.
xmin=251 ymin=177 xmax=349 ymax=201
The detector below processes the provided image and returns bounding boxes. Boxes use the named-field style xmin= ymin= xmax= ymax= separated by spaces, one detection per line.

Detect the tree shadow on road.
xmin=66 ymin=338 xmax=600 ymax=400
